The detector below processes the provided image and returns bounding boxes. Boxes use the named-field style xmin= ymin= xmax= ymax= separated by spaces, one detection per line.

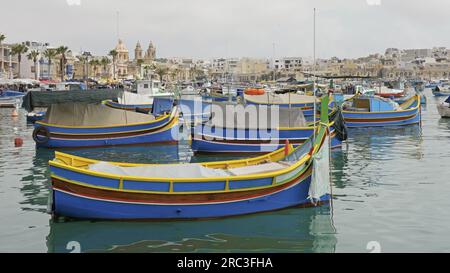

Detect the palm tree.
xmin=76 ymin=55 xmax=87 ymax=80
xmin=0 ymin=34 xmax=5 ymax=73
xmin=100 ymin=57 xmax=111 ymax=78
xmin=108 ymin=49 xmax=118 ymax=79
xmin=27 ymin=50 xmax=40 ymax=80
xmin=136 ymin=59 xmax=144 ymax=79
xmin=56 ymin=46 xmax=70 ymax=81
xmin=155 ymin=65 xmax=169 ymax=82
xmin=11 ymin=43 xmax=28 ymax=78
xmin=43 ymin=48 xmax=57 ymax=80
xmin=89 ymin=59 xmax=100 ymax=78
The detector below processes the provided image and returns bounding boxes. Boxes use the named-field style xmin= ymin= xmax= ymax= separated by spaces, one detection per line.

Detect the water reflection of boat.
xmin=46 ymin=205 xmax=336 ymax=253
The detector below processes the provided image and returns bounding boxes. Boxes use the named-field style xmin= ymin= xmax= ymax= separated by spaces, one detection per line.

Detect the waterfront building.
xmin=0 ymin=43 xmax=19 ymax=79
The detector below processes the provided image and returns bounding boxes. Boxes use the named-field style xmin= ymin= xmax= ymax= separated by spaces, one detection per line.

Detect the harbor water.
xmin=1 ymin=89 xmax=450 ymax=253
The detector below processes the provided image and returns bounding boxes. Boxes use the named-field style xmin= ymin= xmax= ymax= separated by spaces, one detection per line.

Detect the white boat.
xmin=437 ymin=96 xmax=450 ymax=118
xmin=135 ymin=79 xmax=173 ymax=98
xmin=0 ymin=90 xmax=24 ymax=108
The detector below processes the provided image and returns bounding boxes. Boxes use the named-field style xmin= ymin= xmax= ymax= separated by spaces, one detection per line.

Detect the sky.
xmin=1 ymin=0 xmax=450 ymax=59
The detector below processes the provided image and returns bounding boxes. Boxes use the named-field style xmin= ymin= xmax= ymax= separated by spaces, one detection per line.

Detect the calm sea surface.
xmin=1 ymin=89 xmax=450 ymax=253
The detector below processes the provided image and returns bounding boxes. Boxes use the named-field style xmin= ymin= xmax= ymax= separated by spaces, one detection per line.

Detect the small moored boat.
xmin=342 ymin=94 xmax=421 ymax=127
xmin=0 ymin=90 xmax=24 ymax=108
xmin=432 ymin=85 xmax=450 ymax=97
xmin=437 ymin=96 xmax=450 ymax=118
xmin=32 ymin=103 xmax=179 ymax=148
xmin=192 ymin=96 xmax=346 ymax=153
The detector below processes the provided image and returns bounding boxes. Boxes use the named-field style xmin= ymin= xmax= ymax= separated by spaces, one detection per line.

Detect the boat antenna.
xmin=313 ymin=7 xmax=317 ymax=140
xmin=116 ymin=11 xmax=120 ymax=40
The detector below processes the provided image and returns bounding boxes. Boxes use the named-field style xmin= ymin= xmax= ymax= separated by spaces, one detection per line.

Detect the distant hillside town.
xmin=1 ymin=34 xmax=450 ymax=83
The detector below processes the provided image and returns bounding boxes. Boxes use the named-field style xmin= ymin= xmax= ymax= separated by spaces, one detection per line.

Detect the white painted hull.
xmin=437 ymin=103 xmax=450 ymax=118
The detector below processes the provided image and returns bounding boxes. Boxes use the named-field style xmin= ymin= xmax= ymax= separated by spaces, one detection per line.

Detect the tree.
xmin=89 ymin=59 xmax=100 ymax=78
xmin=0 ymin=34 xmax=5 ymax=73
xmin=27 ymin=50 xmax=40 ymax=80
xmin=100 ymin=57 xmax=111 ymax=78
xmin=11 ymin=43 xmax=28 ymax=78
xmin=108 ymin=49 xmax=118 ymax=79
xmin=76 ymin=55 xmax=88 ymax=80
xmin=155 ymin=65 xmax=169 ymax=82
xmin=136 ymin=59 xmax=144 ymax=79
xmin=43 ymin=48 xmax=57 ymax=80
xmin=56 ymin=46 xmax=70 ymax=82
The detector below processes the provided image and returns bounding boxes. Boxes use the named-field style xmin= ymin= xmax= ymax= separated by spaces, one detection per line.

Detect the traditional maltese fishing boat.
xmin=341 ymin=94 xmax=421 ymax=127
xmin=48 ymin=102 xmax=332 ymax=220
xmin=32 ymin=103 xmax=179 ymax=148
xmin=191 ymin=96 xmax=346 ymax=153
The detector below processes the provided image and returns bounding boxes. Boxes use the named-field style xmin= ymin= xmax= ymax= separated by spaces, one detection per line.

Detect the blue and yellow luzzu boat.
xmin=48 ymin=120 xmax=331 ymax=220
xmin=341 ymin=94 xmax=421 ymax=128
xmin=191 ymin=95 xmax=346 ymax=153
xmin=32 ymin=103 xmax=179 ymax=148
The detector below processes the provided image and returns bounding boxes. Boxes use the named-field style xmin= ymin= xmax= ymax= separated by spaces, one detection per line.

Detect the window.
xmin=144 ymin=84 xmax=149 ymax=88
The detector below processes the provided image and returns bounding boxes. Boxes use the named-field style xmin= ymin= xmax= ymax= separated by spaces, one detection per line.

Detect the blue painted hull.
xmin=344 ymin=112 xmax=421 ymax=128
xmin=432 ymin=91 xmax=450 ymax=97
xmin=192 ymin=127 xmax=341 ymax=153
xmin=52 ymin=175 xmax=329 ymax=220
xmin=37 ymin=123 xmax=179 ymax=148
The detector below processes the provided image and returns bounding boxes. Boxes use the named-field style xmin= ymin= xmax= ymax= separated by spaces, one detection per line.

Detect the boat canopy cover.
xmin=43 ymin=103 xmax=154 ymax=126
xmin=244 ymin=93 xmax=318 ymax=104
xmin=207 ymin=103 xmax=307 ymax=129
xmin=88 ymin=161 xmax=230 ymax=178
xmin=118 ymin=91 xmax=154 ymax=105
xmin=88 ymin=160 xmax=289 ymax=178
xmin=22 ymin=89 xmax=123 ymax=112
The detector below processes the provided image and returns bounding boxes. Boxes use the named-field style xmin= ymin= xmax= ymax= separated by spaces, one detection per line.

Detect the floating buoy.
xmin=284 ymin=139 xmax=290 ymax=156
xmin=11 ymin=108 xmax=18 ymax=117
xmin=244 ymin=88 xmax=265 ymax=95
xmin=14 ymin=137 xmax=23 ymax=147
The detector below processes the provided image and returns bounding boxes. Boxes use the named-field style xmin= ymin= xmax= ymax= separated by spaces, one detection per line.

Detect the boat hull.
xmin=36 ymin=123 xmax=179 ymax=148
xmin=432 ymin=91 xmax=450 ymax=97
xmin=50 ymin=167 xmax=329 ymax=220
xmin=33 ymin=113 xmax=179 ymax=148
xmin=437 ymin=104 xmax=450 ymax=118
xmin=192 ymin=126 xmax=341 ymax=153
